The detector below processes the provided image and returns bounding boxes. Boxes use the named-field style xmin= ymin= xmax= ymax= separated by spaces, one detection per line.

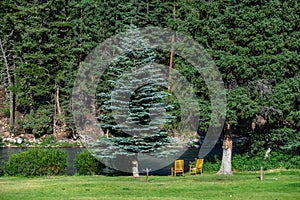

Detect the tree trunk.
xmin=132 ymin=160 xmax=139 ymax=177
xmin=167 ymin=0 xmax=176 ymax=92
xmin=53 ymin=83 xmax=67 ymax=139
xmin=9 ymin=91 xmax=15 ymax=133
xmin=217 ymin=123 xmax=233 ymax=175
xmin=0 ymin=39 xmax=15 ymax=134
xmin=264 ymin=146 xmax=271 ymax=159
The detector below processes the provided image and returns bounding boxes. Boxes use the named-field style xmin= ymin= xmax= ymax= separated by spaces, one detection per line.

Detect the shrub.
xmin=40 ymin=135 xmax=57 ymax=146
xmin=74 ymin=150 xmax=105 ymax=175
xmin=0 ymin=107 xmax=10 ymax=117
xmin=202 ymin=155 xmax=222 ymax=173
xmin=232 ymin=151 xmax=300 ymax=171
xmin=4 ymin=148 xmax=67 ymax=176
xmin=0 ymin=166 xmax=3 ymax=177
xmin=201 ymin=151 xmax=300 ymax=173
xmin=232 ymin=154 xmax=262 ymax=171
xmin=263 ymin=151 xmax=300 ymax=170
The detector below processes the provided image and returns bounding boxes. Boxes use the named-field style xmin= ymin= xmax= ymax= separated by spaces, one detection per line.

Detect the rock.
xmin=0 ymin=131 xmax=10 ymax=138
xmin=24 ymin=133 xmax=35 ymax=142
xmin=3 ymin=137 xmax=16 ymax=143
xmin=17 ymin=137 xmax=23 ymax=144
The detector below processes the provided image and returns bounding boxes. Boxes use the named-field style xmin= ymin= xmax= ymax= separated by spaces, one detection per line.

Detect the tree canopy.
xmin=0 ymin=0 xmax=299 ymax=159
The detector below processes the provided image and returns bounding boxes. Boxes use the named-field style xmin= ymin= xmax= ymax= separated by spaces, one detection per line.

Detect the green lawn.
xmin=0 ymin=170 xmax=299 ymax=200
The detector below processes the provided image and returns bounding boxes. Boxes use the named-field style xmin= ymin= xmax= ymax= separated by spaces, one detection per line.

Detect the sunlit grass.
xmin=0 ymin=170 xmax=299 ymax=200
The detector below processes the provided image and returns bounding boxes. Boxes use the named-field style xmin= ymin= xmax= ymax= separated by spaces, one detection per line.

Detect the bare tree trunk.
xmin=53 ymin=83 xmax=67 ymax=139
xmin=217 ymin=123 xmax=233 ymax=175
xmin=168 ymin=0 xmax=176 ymax=92
xmin=132 ymin=160 xmax=139 ymax=177
xmin=264 ymin=146 xmax=272 ymax=159
xmin=9 ymin=91 xmax=15 ymax=133
xmin=0 ymin=39 xmax=15 ymax=134
xmin=55 ymin=83 xmax=62 ymax=116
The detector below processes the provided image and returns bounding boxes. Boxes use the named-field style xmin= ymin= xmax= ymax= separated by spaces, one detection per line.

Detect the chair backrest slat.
xmin=196 ymin=158 xmax=204 ymax=168
xmin=174 ymin=160 xmax=184 ymax=170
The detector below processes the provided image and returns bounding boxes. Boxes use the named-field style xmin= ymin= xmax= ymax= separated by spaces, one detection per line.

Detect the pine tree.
xmin=170 ymin=0 xmax=300 ymax=175
xmin=94 ymin=25 xmax=174 ymax=175
xmin=7 ymin=0 xmax=75 ymax=137
xmin=0 ymin=0 xmax=22 ymax=133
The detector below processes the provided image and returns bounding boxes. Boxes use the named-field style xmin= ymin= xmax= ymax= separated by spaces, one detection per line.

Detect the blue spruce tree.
xmin=94 ymin=24 xmax=175 ymax=175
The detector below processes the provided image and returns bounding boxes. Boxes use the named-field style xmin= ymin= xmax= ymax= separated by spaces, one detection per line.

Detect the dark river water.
xmin=0 ymin=146 xmax=225 ymax=175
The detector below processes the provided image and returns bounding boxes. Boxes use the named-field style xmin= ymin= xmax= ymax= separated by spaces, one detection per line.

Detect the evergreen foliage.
xmin=4 ymin=148 xmax=67 ymax=176
xmin=22 ymin=106 xmax=53 ymax=136
xmin=97 ymin=25 xmax=173 ymax=158
xmin=203 ymin=152 xmax=300 ymax=172
xmin=169 ymin=0 xmax=300 ymax=154
xmin=0 ymin=0 xmax=298 ymax=160
xmin=74 ymin=150 xmax=105 ymax=175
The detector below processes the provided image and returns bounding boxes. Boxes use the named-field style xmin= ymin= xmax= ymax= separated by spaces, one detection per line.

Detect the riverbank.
xmin=0 ymin=133 xmax=83 ymax=148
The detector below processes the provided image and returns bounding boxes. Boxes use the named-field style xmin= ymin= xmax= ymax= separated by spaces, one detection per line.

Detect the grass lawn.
xmin=0 ymin=170 xmax=299 ymax=200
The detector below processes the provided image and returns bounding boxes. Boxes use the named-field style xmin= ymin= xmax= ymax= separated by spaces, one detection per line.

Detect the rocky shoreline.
xmin=1 ymin=116 xmax=84 ymax=148
xmin=0 ymin=133 xmax=83 ymax=148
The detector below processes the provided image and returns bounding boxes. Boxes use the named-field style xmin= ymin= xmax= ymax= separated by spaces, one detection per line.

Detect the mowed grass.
xmin=0 ymin=170 xmax=299 ymax=200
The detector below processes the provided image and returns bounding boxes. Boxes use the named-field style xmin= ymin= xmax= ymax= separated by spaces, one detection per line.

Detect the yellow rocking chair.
xmin=171 ymin=160 xmax=184 ymax=176
xmin=189 ymin=158 xmax=204 ymax=175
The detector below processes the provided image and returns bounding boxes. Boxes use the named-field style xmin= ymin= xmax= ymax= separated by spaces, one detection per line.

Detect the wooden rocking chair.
xmin=189 ymin=158 xmax=204 ymax=175
xmin=171 ymin=159 xmax=184 ymax=176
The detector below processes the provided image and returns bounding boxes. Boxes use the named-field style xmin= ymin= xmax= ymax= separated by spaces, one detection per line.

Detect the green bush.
xmin=74 ymin=150 xmax=105 ymax=175
xmin=201 ymin=151 xmax=300 ymax=173
xmin=0 ymin=107 xmax=10 ymax=117
xmin=202 ymin=155 xmax=222 ymax=173
xmin=40 ymin=135 xmax=57 ymax=146
xmin=232 ymin=151 xmax=300 ymax=171
xmin=263 ymin=151 xmax=300 ymax=169
xmin=232 ymin=154 xmax=262 ymax=171
xmin=0 ymin=166 xmax=3 ymax=177
xmin=4 ymin=148 xmax=67 ymax=176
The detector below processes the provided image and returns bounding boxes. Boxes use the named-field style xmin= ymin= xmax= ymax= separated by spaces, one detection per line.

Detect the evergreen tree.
xmin=94 ymin=25 xmax=174 ymax=174
xmin=168 ymin=0 xmax=300 ymax=174
xmin=250 ymin=77 xmax=300 ymax=155
xmin=0 ymin=0 xmax=22 ymax=132
xmin=68 ymin=0 xmax=106 ymax=63
xmin=0 ymin=0 xmax=298 ymax=167
xmin=4 ymin=0 xmax=75 ymax=137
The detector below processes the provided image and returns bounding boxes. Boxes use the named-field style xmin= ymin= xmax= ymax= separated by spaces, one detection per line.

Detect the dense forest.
xmin=0 ymin=0 xmax=299 ymax=173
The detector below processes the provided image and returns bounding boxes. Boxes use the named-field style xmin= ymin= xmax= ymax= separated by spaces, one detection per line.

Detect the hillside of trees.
xmin=1 ymin=0 xmax=299 ymax=172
